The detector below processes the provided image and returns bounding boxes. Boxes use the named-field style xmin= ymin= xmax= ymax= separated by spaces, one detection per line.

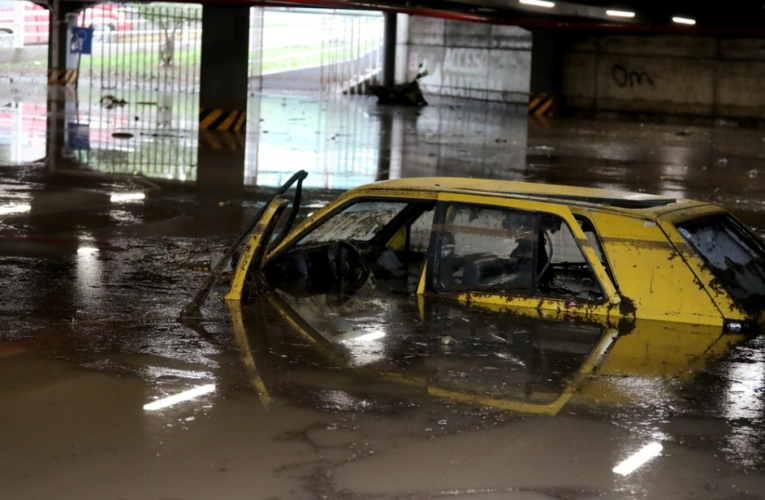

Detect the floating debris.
xmin=100 ymin=95 xmax=127 ymax=109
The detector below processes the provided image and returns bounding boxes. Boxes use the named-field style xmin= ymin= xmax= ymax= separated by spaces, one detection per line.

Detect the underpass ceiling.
xmin=56 ymin=0 xmax=765 ymax=34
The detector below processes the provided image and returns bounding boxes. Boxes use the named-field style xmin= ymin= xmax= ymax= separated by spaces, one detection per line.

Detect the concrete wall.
xmin=563 ymin=35 xmax=765 ymax=120
xmin=397 ymin=15 xmax=532 ymax=104
xmin=259 ymin=48 xmax=380 ymax=92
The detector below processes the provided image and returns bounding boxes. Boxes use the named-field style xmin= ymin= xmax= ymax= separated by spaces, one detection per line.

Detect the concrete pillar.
xmin=383 ymin=12 xmax=397 ymax=87
xmin=394 ymin=14 xmax=409 ymax=85
xmin=197 ymin=5 xmax=250 ymax=197
xmin=46 ymin=1 xmax=88 ymax=172
xmin=199 ymin=5 xmax=249 ymax=132
xmin=45 ymin=86 xmax=79 ymax=172
xmin=47 ymin=0 xmax=84 ymax=86
xmin=376 ymin=111 xmax=394 ymax=181
xmin=529 ymin=28 xmax=564 ymax=116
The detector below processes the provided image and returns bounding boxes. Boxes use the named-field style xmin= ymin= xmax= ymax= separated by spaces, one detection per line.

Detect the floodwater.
xmin=1 ymin=85 xmax=765 ymax=499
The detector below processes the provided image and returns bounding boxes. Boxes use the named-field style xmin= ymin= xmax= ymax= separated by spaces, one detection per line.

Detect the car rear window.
xmin=676 ymin=215 xmax=765 ymax=315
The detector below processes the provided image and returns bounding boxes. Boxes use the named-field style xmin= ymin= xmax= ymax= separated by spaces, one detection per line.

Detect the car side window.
xmin=538 ymin=214 xmax=605 ymax=302
xmin=434 ymin=204 xmax=536 ymax=292
xmin=434 ymin=204 xmax=605 ymax=303
xmin=574 ymin=215 xmax=618 ymax=291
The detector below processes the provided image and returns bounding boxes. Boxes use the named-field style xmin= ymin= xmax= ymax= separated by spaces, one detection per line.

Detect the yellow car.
xmin=215 ymin=172 xmax=764 ymax=332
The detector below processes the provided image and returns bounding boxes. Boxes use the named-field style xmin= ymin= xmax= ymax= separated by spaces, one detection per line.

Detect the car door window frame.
xmin=264 ymin=194 xmax=436 ymax=262
xmin=425 ymin=194 xmax=620 ymax=308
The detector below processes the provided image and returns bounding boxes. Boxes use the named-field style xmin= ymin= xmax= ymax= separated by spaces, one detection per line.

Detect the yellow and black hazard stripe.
xmin=528 ymin=93 xmax=559 ymax=117
xmin=47 ymin=69 xmax=78 ymax=86
xmin=199 ymin=108 xmax=247 ymax=132
xmin=198 ymin=130 xmax=246 ymax=150
xmin=528 ymin=114 xmax=553 ymax=130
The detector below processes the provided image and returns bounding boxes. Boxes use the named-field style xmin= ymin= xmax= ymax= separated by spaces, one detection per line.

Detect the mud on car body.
xmin=222 ymin=174 xmax=765 ymax=332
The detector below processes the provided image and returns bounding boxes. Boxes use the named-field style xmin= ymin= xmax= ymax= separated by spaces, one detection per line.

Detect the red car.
xmin=78 ymin=3 xmax=132 ymax=43
xmin=0 ymin=2 xmax=130 ymax=47
xmin=0 ymin=1 xmax=48 ymax=47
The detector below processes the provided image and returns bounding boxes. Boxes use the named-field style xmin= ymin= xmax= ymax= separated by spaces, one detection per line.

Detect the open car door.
xmin=225 ymin=196 xmax=290 ymax=301
xmin=180 ymin=171 xmax=307 ymax=318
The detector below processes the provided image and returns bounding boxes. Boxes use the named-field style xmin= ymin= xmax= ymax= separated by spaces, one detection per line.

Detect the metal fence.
xmin=71 ymin=86 xmax=198 ymax=181
xmin=77 ymin=5 xmax=384 ymax=93
xmin=2 ymin=3 xmax=384 ymax=93
xmin=77 ymin=3 xmax=202 ymax=92
xmin=2 ymin=2 xmax=385 ymax=183
xmin=69 ymin=4 xmax=202 ymax=178
xmin=251 ymin=8 xmax=385 ymax=93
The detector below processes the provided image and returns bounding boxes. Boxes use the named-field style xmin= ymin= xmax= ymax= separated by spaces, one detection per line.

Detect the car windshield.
xmin=297 ymin=200 xmax=410 ymax=246
xmin=676 ymin=215 xmax=765 ymax=315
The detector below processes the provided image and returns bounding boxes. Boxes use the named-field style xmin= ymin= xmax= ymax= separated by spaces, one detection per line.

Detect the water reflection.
xmin=3 ymin=84 xmax=533 ymax=190
xmin=228 ymin=292 xmax=751 ymax=416
xmin=0 ymin=82 xmax=47 ymax=163
xmin=725 ymin=362 xmax=765 ymax=420
xmin=218 ymin=289 xmax=765 ymax=474
xmin=75 ymin=239 xmax=101 ymax=304
xmin=0 ymin=83 xmax=761 ymax=225
xmin=4 ymin=84 xmax=765 ymax=496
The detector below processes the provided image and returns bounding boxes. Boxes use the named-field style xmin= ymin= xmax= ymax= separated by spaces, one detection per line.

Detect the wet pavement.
xmin=2 ymin=87 xmax=765 ymax=499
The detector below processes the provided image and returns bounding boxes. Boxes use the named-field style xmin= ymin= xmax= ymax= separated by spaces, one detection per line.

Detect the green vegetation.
xmin=259 ymin=39 xmax=380 ymax=74
xmin=1 ymin=39 xmax=379 ymax=79
xmin=0 ymin=14 xmax=383 ymax=81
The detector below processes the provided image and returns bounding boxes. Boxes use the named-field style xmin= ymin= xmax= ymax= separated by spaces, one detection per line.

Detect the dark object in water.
xmin=100 ymin=95 xmax=127 ymax=109
xmin=374 ymin=68 xmax=428 ymax=106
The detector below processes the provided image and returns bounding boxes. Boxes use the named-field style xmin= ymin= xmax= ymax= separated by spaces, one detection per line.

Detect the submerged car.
xmin=202 ymin=172 xmax=765 ymax=332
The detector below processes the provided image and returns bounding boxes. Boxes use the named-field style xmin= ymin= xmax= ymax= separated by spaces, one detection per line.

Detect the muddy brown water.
xmin=1 ymin=91 xmax=765 ymax=499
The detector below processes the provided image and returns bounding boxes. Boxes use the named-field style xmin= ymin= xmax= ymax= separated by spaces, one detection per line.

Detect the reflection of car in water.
xmin=217 ymin=173 xmax=765 ymax=330
xmin=227 ymin=293 xmax=747 ymax=414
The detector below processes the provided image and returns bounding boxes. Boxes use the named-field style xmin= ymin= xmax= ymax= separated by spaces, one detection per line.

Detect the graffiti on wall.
xmin=419 ymin=47 xmax=491 ymax=94
xmin=611 ymin=64 xmax=654 ymax=88
xmin=442 ymin=48 xmax=489 ymax=89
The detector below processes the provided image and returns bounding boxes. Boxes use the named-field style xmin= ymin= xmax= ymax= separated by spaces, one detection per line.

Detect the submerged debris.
xmin=373 ymin=67 xmax=428 ymax=106
xmin=441 ymin=335 xmax=456 ymax=346
xmin=100 ymin=95 xmax=127 ymax=109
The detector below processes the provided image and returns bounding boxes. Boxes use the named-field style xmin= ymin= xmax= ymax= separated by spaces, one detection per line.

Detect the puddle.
xmin=1 ymin=90 xmax=765 ymax=499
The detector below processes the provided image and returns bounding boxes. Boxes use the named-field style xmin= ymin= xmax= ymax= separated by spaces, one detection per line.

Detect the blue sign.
xmin=70 ymin=27 xmax=94 ymax=55
xmin=68 ymin=123 xmax=90 ymax=150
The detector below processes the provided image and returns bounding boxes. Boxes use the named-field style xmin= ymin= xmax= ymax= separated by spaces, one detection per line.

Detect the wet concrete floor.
xmin=1 ymin=89 xmax=765 ymax=499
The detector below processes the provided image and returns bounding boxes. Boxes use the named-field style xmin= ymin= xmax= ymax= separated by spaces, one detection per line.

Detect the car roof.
xmin=356 ymin=177 xmax=702 ymax=217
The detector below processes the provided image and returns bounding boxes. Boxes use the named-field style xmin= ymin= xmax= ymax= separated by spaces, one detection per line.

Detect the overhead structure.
xmin=90 ymin=0 xmax=765 ymax=35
